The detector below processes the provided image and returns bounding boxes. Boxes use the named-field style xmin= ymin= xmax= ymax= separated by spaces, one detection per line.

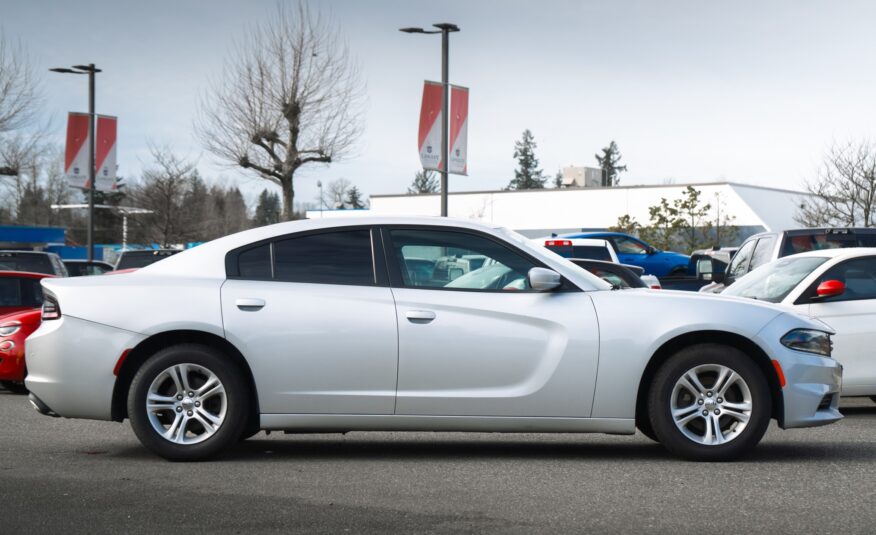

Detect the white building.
xmin=306 ymin=181 xmax=815 ymax=240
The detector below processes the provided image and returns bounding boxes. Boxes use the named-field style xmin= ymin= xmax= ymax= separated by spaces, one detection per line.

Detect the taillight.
xmin=42 ymin=295 xmax=61 ymax=321
xmin=545 ymin=240 xmax=572 ymax=247
xmin=650 ymin=285 xmax=661 ymax=290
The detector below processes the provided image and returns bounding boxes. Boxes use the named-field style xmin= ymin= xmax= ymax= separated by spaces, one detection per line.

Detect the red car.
xmin=0 ymin=271 xmax=53 ymax=393
xmin=0 ymin=308 xmax=41 ymax=393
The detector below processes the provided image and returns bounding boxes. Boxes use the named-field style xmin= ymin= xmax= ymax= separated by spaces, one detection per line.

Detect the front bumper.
xmin=0 ymin=341 xmax=26 ymax=382
xmin=24 ymin=316 xmax=145 ymax=420
xmin=777 ymin=348 xmax=843 ymax=429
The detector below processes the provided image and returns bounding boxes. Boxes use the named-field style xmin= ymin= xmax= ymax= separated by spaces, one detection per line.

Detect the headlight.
xmin=781 ymin=329 xmax=832 ymax=357
xmin=0 ymin=322 xmax=21 ymax=337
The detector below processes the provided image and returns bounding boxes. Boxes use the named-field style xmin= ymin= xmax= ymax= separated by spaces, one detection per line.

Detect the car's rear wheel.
xmin=648 ymin=344 xmax=771 ymax=461
xmin=127 ymin=344 xmax=249 ymax=461
xmin=0 ymin=380 xmax=27 ymax=394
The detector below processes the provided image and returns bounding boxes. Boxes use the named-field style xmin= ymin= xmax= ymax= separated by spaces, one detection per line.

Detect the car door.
xmin=384 ymin=227 xmax=600 ymax=418
xmin=221 ymin=227 xmax=399 ymax=414
xmin=802 ymin=256 xmax=876 ymax=394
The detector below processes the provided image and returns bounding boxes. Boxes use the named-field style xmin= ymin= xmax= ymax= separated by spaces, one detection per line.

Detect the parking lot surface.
xmin=1 ymin=389 xmax=875 ymax=534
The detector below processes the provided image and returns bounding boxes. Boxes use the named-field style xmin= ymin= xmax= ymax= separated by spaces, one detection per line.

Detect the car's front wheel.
xmin=127 ymin=344 xmax=249 ymax=461
xmin=648 ymin=344 xmax=771 ymax=461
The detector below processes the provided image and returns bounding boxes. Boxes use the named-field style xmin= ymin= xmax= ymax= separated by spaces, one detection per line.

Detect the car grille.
xmin=817 ymin=394 xmax=834 ymax=411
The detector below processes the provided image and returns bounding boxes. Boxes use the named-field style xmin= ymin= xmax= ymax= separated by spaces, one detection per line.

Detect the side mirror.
xmin=528 ymin=267 xmax=561 ymax=291
xmin=711 ymin=271 xmax=726 ymax=284
xmin=647 ymin=246 xmax=658 ymax=255
xmin=816 ymin=279 xmax=845 ymax=299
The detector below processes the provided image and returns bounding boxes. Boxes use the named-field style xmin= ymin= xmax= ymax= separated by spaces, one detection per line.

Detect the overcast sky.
xmin=5 ymin=0 xmax=876 ymax=208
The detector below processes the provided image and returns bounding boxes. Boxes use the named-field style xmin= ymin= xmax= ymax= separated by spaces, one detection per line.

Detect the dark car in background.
xmin=560 ymin=232 xmax=689 ymax=277
xmin=702 ymin=228 xmax=876 ymax=293
xmin=569 ymin=259 xmax=647 ymax=289
xmin=114 ymin=249 xmax=180 ymax=270
xmin=0 ymin=251 xmax=67 ymax=277
xmin=63 ymin=260 xmax=115 ymax=277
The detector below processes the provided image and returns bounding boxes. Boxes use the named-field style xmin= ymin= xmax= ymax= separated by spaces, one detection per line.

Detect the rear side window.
xmin=572 ymin=246 xmax=612 ymax=261
xmin=0 ymin=277 xmax=43 ymax=308
xmin=273 ymin=230 xmax=374 ymax=285
xmin=238 ymin=244 xmax=272 ymax=279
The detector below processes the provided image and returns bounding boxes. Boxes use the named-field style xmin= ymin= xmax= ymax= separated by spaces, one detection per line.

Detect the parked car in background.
xmin=63 ymin=260 xmax=114 ymax=277
xmin=0 ymin=271 xmax=52 ymax=316
xmin=702 ymin=228 xmax=876 ymax=294
xmin=0 ymin=251 xmax=67 ymax=277
xmin=26 ymin=217 xmax=841 ymax=462
xmin=722 ymin=248 xmax=876 ymax=399
xmin=539 ymin=238 xmax=618 ymax=262
xmin=661 ymin=248 xmax=738 ymax=292
xmin=114 ymin=249 xmax=180 ymax=270
xmin=569 ymin=259 xmax=647 ymax=289
xmin=0 ymin=309 xmax=41 ymax=393
xmin=560 ymin=232 xmax=689 ymax=277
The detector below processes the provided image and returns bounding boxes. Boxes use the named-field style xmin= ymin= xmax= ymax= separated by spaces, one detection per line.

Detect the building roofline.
xmin=371 ymin=181 xmax=813 ymax=199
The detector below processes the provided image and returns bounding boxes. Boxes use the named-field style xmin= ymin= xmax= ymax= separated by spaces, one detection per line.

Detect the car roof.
xmin=562 ymin=231 xmax=631 ymax=238
xmin=0 ymin=250 xmax=52 ymax=255
xmin=781 ymin=247 xmax=876 ymax=260
xmin=0 ymin=270 xmax=54 ymax=279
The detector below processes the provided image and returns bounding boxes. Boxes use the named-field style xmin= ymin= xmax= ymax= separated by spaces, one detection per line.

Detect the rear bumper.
xmin=24 ymin=316 xmax=145 ymax=420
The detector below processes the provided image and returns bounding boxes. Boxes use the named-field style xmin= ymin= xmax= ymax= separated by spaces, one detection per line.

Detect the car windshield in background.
xmin=781 ymin=233 xmax=876 ymax=257
xmin=115 ymin=251 xmax=178 ymax=270
xmin=723 ymin=256 xmax=829 ymax=303
xmin=0 ymin=253 xmax=54 ymax=275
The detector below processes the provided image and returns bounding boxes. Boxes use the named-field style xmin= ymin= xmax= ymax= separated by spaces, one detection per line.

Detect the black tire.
xmin=636 ymin=414 xmax=659 ymax=442
xmin=648 ymin=344 xmax=771 ymax=461
xmin=0 ymin=380 xmax=28 ymax=394
xmin=127 ymin=344 xmax=250 ymax=461
xmin=870 ymin=396 xmax=876 ymax=404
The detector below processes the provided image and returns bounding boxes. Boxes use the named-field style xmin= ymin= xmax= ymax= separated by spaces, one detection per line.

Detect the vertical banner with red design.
xmin=64 ymin=112 xmax=91 ymax=189
xmin=418 ymin=81 xmax=443 ymax=171
xmin=448 ymin=85 xmax=468 ymax=175
xmin=64 ymin=112 xmax=118 ymax=191
xmin=94 ymin=115 xmax=118 ymax=191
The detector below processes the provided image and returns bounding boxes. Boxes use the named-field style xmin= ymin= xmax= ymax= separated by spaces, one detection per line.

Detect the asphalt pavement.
xmin=1 ymin=388 xmax=875 ymax=534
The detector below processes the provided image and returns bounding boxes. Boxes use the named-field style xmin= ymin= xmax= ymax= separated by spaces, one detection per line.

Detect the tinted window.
xmin=781 ymin=232 xmax=876 ymax=257
xmin=238 ymin=243 xmax=272 ymax=279
xmin=728 ymin=239 xmax=756 ymax=279
xmin=571 ymin=246 xmax=612 ymax=261
xmin=273 ymin=230 xmax=374 ymax=285
xmin=389 ymin=229 xmax=538 ymax=291
xmin=813 ymin=257 xmax=876 ymax=303
xmin=749 ymin=237 xmax=776 ymax=271
xmin=0 ymin=277 xmax=44 ymax=308
xmin=572 ymin=261 xmax=645 ymax=289
xmin=0 ymin=253 xmax=54 ymax=275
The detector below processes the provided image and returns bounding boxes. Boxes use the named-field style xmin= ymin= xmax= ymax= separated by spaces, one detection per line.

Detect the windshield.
xmin=723 ymin=256 xmax=829 ymax=303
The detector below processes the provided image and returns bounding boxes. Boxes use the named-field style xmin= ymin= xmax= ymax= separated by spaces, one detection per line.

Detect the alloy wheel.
xmin=145 ymin=363 xmax=227 ymax=444
xmin=670 ymin=364 xmax=753 ymax=446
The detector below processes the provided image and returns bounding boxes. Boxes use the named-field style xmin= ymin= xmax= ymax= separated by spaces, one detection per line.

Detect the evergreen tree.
xmin=408 ymin=169 xmax=439 ymax=194
xmin=345 ymin=186 xmax=366 ymax=209
xmin=553 ymin=170 xmax=563 ymax=188
xmin=595 ymin=140 xmax=627 ymax=187
xmin=507 ymin=129 xmax=545 ymax=190
xmin=253 ymin=188 xmax=281 ymax=227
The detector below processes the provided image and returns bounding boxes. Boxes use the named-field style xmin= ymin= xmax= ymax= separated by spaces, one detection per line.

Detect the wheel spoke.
xmin=196 ymin=374 xmax=219 ymax=396
xmin=163 ymin=413 xmax=186 ymax=443
xmin=717 ymin=371 xmax=740 ymax=397
xmin=721 ymin=408 xmax=750 ymax=424
xmin=672 ymin=404 xmax=699 ymax=419
xmin=199 ymin=382 xmax=225 ymax=401
xmin=173 ymin=364 xmax=192 ymax=393
xmin=677 ymin=375 xmax=703 ymax=397
xmin=711 ymin=415 xmax=726 ymax=445
xmin=702 ymin=413 xmax=714 ymax=444
xmin=685 ymin=371 xmax=708 ymax=395
xmin=722 ymin=401 xmax=752 ymax=412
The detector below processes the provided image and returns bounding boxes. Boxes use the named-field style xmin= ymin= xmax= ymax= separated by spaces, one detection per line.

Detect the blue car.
xmin=561 ymin=232 xmax=689 ymax=277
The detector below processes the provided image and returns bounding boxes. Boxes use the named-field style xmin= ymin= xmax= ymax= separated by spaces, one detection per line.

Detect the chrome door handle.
xmin=236 ymin=298 xmax=265 ymax=310
xmin=406 ymin=310 xmax=436 ymax=323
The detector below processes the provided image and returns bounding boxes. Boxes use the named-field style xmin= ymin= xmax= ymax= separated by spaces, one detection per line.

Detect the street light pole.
xmin=400 ymin=23 xmax=459 ymax=217
xmin=49 ymin=63 xmax=102 ymax=261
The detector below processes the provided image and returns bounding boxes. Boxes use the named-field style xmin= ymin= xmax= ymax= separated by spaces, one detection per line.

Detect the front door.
xmin=384 ymin=227 xmax=600 ymax=418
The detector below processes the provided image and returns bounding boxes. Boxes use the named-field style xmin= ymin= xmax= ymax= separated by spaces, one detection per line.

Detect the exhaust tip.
xmin=28 ymin=393 xmax=59 ymax=417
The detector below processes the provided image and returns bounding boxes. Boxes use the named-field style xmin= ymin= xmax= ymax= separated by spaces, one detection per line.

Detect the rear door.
xmin=384 ymin=227 xmax=600 ymax=418
xmin=221 ymin=227 xmax=399 ymax=414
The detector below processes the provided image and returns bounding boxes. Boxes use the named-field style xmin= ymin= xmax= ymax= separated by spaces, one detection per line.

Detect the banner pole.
xmin=87 ymin=64 xmax=96 ymax=262
xmin=440 ymin=29 xmax=449 ymax=217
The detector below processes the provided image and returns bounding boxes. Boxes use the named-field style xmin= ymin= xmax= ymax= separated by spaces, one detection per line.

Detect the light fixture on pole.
xmin=50 ymin=204 xmax=153 ymax=252
xmin=400 ymin=23 xmax=459 ymax=217
xmin=50 ymin=63 xmax=101 ymax=261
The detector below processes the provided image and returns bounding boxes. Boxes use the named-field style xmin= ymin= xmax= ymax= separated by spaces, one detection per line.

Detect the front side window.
xmin=389 ymin=229 xmax=538 ymax=291
xmin=728 ymin=239 xmax=756 ymax=279
xmin=812 ymin=257 xmax=876 ymax=303
xmin=273 ymin=230 xmax=374 ymax=286
xmin=613 ymin=236 xmax=648 ymax=255
xmin=749 ymin=237 xmax=776 ymax=271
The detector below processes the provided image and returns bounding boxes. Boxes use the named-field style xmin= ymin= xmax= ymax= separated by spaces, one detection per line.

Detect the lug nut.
xmin=188 ymin=392 xmax=194 ymax=397
xmin=177 ymin=395 xmax=183 ymax=401
xmin=187 ymin=410 xmax=193 ymax=416
xmin=717 ymin=398 xmax=723 ymax=404
xmin=714 ymin=409 xmax=721 ymax=415
xmin=176 ymin=407 xmax=182 ymax=413
xmin=702 ymin=410 xmax=708 ymax=416
xmin=194 ymin=401 xmax=201 ymax=407
xmin=706 ymin=391 xmax=713 ymax=397
xmin=697 ymin=399 xmax=704 ymax=405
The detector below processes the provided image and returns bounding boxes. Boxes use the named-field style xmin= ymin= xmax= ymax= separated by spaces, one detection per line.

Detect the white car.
xmin=26 ymin=217 xmax=841 ymax=461
xmin=722 ymin=248 xmax=876 ymax=398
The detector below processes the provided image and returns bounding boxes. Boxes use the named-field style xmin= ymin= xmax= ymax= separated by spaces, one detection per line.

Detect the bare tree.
xmin=196 ymin=2 xmax=365 ymax=220
xmin=796 ymin=141 xmax=876 ymax=227
xmin=322 ymin=177 xmax=351 ymax=209
xmin=0 ymin=32 xmax=43 ymax=176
